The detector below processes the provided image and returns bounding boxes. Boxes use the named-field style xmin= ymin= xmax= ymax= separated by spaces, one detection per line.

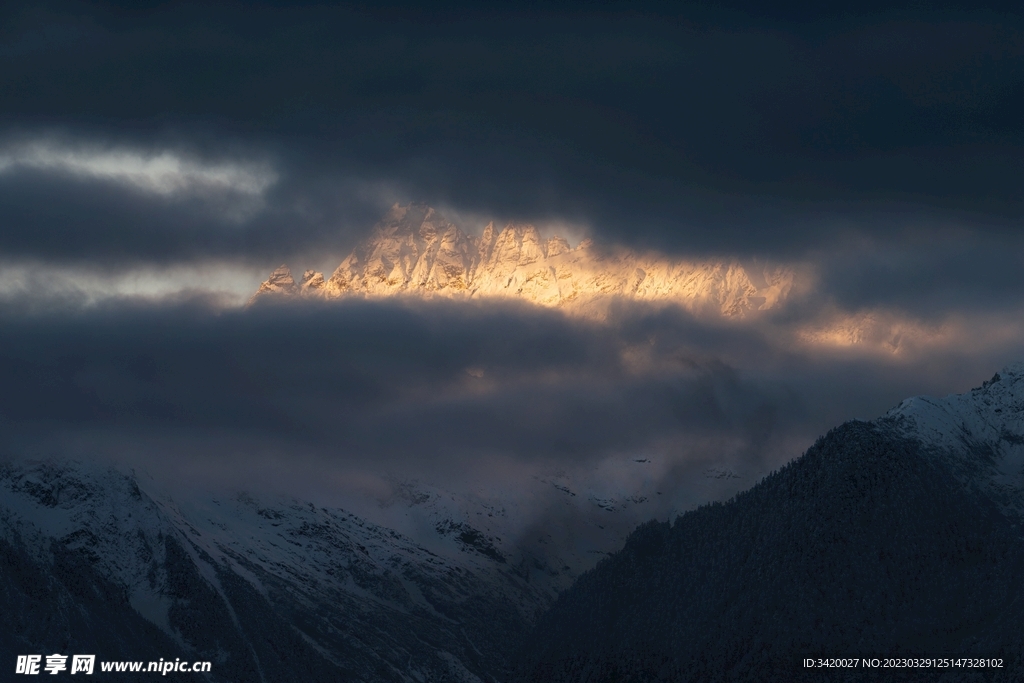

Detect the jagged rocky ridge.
xmin=251 ymin=204 xmax=794 ymax=317
xmin=514 ymin=364 xmax=1024 ymax=682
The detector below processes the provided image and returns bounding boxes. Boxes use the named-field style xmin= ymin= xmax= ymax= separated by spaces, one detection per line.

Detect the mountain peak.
xmin=882 ymin=364 xmax=1024 ymax=522
xmin=249 ymin=264 xmax=298 ymax=304
xmin=252 ymin=204 xmax=795 ymax=317
xmin=1000 ymin=361 xmax=1024 ymax=378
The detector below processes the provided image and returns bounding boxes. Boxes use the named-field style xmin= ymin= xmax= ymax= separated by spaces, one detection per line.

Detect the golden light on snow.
xmin=251 ymin=204 xmax=799 ymax=320
xmin=796 ymin=311 xmax=939 ymax=354
xmin=795 ymin=309 xmax=1024 ymax=358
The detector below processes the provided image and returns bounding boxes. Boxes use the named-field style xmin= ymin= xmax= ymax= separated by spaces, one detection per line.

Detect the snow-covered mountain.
xmin=251 ymin=204 xmax=794 ymax=317
xmin=0 ymin=455 xmax=698 ymax=682
xmin=362 ymin=457 xmax=738 ymax=597
xmin=884 ymin=361 xmax=1024 ymax=520
xmin=9 ymin=366 xmax=1024 ymax=681
xmin=515 ymin=363 xmax=1024 ymax=681
xmin=0 ymin=460 xmax=549 ymax=682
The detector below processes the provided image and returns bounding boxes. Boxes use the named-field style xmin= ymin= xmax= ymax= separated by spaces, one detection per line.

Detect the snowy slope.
xmin=352 ymin=449 xmax=753 ymax=600
xmin=0 ymin=460 xmax=547 ymax=682
xmin=885 ymin=361 xmax=1024 ymax=519
xmin=0 ymin=451 xmax=732 ymax=681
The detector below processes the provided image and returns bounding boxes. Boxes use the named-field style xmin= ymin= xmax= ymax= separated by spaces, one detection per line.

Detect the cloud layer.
xmin=1 ymin=2 xmax=1021 ymax=263
xmin=0 ymin=1 xmax=1022 ymax=537
xmin=0 ymin=138 xmax=276 ymax=197
xmin=2 ymin=297 xmax=1015 ymax=493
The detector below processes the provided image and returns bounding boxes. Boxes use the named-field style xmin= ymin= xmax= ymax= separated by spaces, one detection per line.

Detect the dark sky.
xmin=2 ymin=0 xmax=1022 ymax=263
xmin=1 ymin=0 xmax=1022 ymax=515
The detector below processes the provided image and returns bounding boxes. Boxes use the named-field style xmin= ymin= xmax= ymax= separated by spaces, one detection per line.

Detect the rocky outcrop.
xmin=247 ymin=264 xmax=297 ymax=304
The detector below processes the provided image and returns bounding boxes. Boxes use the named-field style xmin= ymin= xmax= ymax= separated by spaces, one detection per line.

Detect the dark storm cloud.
xmin=812 ymin=230 xmax=1024 ymax=317
xmin=1 ymin=1 xmax=1021 ymax=267
xmin=0 ymin=298 xmax=817 ymax=479
xmin=1 ymin=295 xmax=1012 ymax=487
xmin=0 ymin=0 xmax=1020 ymax=479
xmin=0 ymin=148 xmax=387 ymax=266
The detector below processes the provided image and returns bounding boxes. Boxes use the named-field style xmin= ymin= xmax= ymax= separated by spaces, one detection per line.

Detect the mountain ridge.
xmin=251 ymin=204 xmax=794 ymax=317
xmin=514 ymin=363 xmax=1024 ymax=681
xmin=0 ymin=459 xmax=549 ymax=682
xmin=0 ymin=454 xmax=674 ymax=682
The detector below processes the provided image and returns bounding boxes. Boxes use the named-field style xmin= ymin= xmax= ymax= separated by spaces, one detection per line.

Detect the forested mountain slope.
xmin=516 ymin=416 xmax=1024 ymax=682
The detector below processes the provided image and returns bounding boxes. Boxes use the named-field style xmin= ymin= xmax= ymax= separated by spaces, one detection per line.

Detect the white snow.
xmin=886 ymin=362 xmax=1024 ymax=518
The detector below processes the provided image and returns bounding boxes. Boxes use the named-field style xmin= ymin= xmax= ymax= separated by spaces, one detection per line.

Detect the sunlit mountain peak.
xmin=252 ymin=204 xmax=795 ymax=317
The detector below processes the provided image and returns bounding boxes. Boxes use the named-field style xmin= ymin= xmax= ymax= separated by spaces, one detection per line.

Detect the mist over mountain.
xmin=0 ymin=447 xmax=737 ymax=681
xmin=5 ymin=365 xmax=1024 ymax=681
